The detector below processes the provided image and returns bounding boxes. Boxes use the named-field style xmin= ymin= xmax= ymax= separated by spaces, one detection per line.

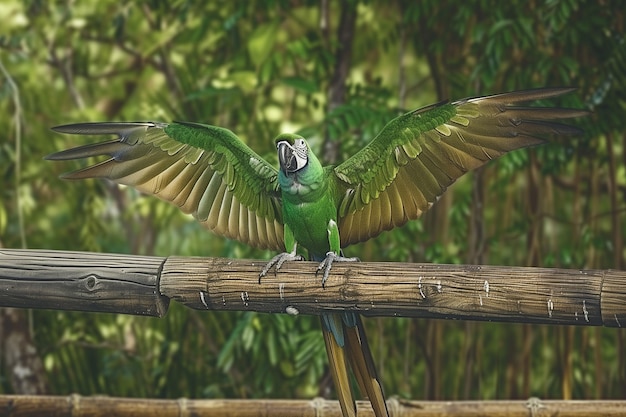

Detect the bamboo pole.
xmin=1 ymin=249 xmax=625 ymax=327
xmin=161 ymin=256 xmax=626 ymax=327
xmin=1 ymin=395 xmax=626 ymax=417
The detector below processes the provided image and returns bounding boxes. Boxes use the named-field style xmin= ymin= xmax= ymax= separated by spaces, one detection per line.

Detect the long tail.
xmin=321 ymin=313 xmax=389 ymax=417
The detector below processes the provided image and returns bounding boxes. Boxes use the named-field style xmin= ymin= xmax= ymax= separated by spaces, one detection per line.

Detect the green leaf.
xmin=280 ymin=76 xmax=318 ymax=94
xmin=248 ymin=20 xmax=280 ymax=68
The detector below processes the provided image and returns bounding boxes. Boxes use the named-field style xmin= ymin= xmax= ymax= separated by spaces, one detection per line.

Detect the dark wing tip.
xmin=459 ymin=87 xmax=583 ymax=106
xmin=48 ymin=122 xmax=168 ymax=160
xmin=51 ymin=122 xmax=165 ymax=135
xmin=45 ymin=140 xmax=121 ymax=161
xmin=44 ymin=152 xmax=64 ymax=161
xmin=491 ymin=86 xmax=579 ymax=102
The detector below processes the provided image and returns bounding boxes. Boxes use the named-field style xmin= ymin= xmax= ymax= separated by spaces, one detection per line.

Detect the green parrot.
xmin=47 ymin=87 xmax=586 ymax=417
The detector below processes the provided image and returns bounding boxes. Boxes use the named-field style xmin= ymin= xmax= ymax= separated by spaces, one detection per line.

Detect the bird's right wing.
xmin=47 ymin=122 xmax=284 ymax=251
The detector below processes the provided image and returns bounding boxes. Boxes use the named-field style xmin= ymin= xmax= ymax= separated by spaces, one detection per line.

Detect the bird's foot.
xmin=259 ymin=251 xmax=304 ymax=283
xmin=316 ymin=251 xmax=360 ymax=288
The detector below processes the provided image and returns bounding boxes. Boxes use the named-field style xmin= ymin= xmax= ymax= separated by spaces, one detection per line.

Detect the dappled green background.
xmin=1 ymin=0 xmax=625 ymax=402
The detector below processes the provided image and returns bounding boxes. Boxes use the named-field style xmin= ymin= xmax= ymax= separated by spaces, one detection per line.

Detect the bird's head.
xmin=275 ymin=134 xmax=309 ymax=174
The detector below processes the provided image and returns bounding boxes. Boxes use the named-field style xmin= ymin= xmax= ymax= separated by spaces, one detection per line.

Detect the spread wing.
xmin=47 ymin=122 xmax=284 ymax=251
xmin=333 ymin=87 xmax=588 ymax=247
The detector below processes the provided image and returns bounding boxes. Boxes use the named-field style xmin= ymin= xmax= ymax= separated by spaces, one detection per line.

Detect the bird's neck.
xmin=278 ymin=158 xmax=326 ymax=202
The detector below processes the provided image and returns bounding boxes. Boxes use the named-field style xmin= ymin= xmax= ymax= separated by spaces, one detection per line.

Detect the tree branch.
xmin=324 ymin=0 xmax=357 ymax=164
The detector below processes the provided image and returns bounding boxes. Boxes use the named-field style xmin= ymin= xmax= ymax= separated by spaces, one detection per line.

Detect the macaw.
xmin=47 ymin=87 xmax=587 ymax=417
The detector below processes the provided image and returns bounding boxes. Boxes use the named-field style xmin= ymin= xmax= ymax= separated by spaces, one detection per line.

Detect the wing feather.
xmin=48 ymin=122 xmax=284 ymax=251
xmin=255 ymin=212 xmax=268 ymax=249
xmin=334 ymin=88 xmax=588 ymax=247
xmin=239 ymin=202 xmax=249 ymax=243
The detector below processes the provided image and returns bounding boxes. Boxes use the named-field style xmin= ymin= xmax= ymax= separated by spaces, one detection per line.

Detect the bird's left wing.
xmin=332 ymin=88 xmax=588 ymax=247
xmin=47 ymin=122 xmax=284 ymax=251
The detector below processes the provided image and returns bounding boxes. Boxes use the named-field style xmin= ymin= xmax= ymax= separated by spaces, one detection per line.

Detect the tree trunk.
xmin=0 ymin=308 xmax=48 ymax=394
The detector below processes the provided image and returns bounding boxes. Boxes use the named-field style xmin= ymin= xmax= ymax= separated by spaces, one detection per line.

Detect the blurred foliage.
xmin=1 ymin=0 xmax=625 ymax=402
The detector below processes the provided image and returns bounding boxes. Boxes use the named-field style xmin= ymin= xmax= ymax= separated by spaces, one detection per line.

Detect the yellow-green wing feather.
xmin=333 ymin=88 xmax=588 ymax=247
xmin=47 ymin=122 xmax=284 ymax=251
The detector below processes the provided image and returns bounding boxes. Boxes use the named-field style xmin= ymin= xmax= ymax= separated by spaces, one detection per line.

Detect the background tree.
xmin=0 ymin=0 xmax=624 ymax=401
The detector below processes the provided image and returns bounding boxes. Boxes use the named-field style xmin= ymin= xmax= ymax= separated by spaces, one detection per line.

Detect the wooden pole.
xmin=1 ymin=249 xmax=625 ymax=327
xmin=0 ymin=249 xmax=168 ymax=317
xmin=2 ymin=395 xmax=626 ymax=417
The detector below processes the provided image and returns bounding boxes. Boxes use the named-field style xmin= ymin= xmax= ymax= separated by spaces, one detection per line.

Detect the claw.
xmin=259 ymin=251 xmax=304 ymax=283
xmin=316 ymin=251 xmax=360 ymax=287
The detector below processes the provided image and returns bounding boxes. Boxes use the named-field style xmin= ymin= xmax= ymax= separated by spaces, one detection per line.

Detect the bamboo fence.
xmin=1 ymin=248 xmax=626 ymax=416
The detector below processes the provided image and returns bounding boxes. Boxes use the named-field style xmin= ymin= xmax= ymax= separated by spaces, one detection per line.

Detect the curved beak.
xmin=277 ymin=140 xmax=307 ymax=173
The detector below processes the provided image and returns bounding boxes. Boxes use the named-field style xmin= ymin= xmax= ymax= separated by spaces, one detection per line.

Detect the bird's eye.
xmin=296 ymin=139 xmax=305 ymax=147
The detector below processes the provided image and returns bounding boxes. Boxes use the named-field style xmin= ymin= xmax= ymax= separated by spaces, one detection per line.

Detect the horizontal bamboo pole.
xmin=2 ymin=395 xmax=626 ymax=417
xmin=160 ymin=256 xmax=626 ymax=327
xmin=1 ymin=249 xmax=625 ymax=327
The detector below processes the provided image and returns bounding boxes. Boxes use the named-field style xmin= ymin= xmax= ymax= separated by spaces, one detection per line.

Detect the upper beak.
xmin=277 ymin=140 xmax=296 ymax=172
xmin=277 ymin=139 xmax=308 ymax=173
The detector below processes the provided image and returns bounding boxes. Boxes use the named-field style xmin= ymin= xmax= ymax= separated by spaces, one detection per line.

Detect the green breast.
xmin=282 ymin=187 xmax=337 ymax=257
